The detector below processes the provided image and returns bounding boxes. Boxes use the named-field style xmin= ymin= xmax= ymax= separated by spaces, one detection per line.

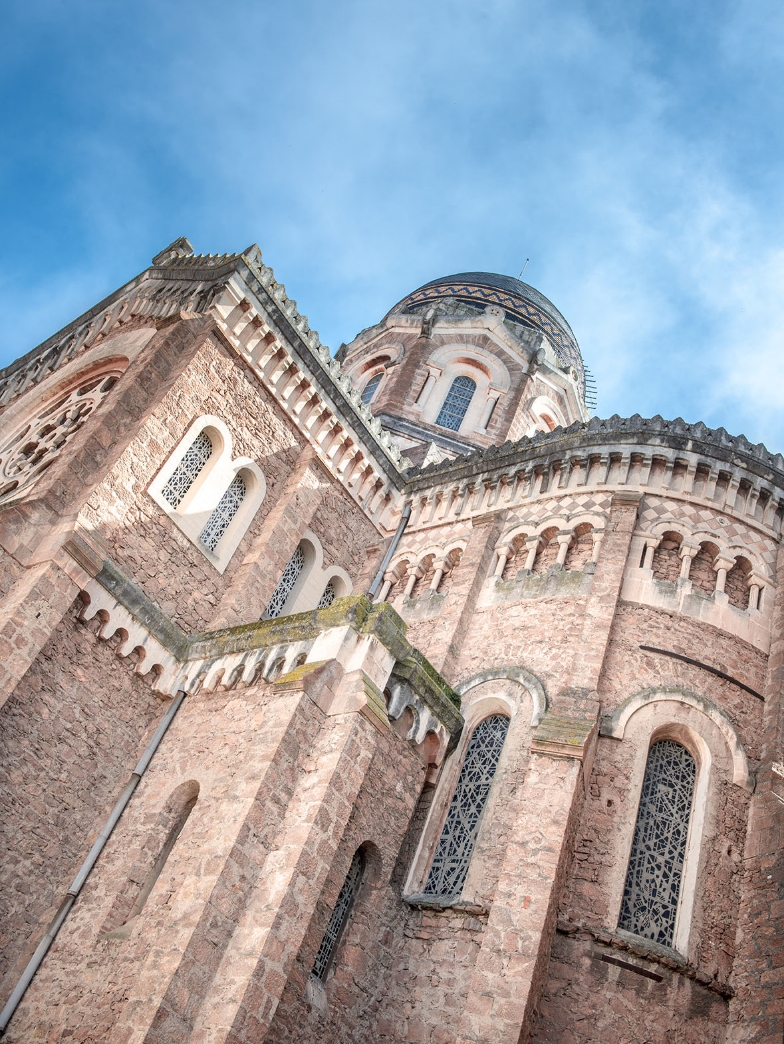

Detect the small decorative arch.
xmin=532 ymin=526 xmax=560 ymax=574
xmin=689 ymin=540 xmax=720 ymax=596
xmin=600 ymin=686 xmax=751 ymax=791
xmin=651 ymin=530 xmax=683 ymax=582
xmin=456 ymin=666 xmax=548 ymax=727
xmin=726 ymin=555 xmax=752 ymax=610
xmin=527 ymin=394 xmax=567 ymax=435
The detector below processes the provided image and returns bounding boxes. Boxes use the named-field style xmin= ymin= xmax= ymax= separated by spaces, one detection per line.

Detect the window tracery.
xmin=316 ymin=580 xmax=336 ymax=609
xmin=435 ymin=376 xmax=476 ymax=432
xmin=0 ymin=371 xmax=121 ymax=503
xmin=312 ymin=849 xmax=364 ymax=981
xmin=199 ymin=473 xmax=247 ymax=551
xmin=264 ymin=544 xmax=306 ymax=618
xmin=361 ymin=372 xmax=383 ymax=405
xmin=422 ymin=714 xmax=509 ymax=900
xmin=618 ymin=739 xmax=696 ymax=947
xmin=161 ymin=430 xmax=214 ymax=508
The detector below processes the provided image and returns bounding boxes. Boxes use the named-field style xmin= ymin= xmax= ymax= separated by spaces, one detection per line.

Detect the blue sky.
xmin=2 ymin=0 xmax=784 ymax=448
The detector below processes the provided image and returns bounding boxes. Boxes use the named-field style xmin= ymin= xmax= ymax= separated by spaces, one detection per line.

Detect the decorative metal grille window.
xmin=312 ymin=849 xmax=364 ymax=981
xmin=264 ymin=544 xmax=306 ymax=618
xmin=423 ymin=714 xmax=509 ymax=900
xmin=198 ymin=473 xmax=246 ymax=552
xmin=317 ymin=581 xmax=336 ymax=609
xmin=361 ymin=372 xmax=382 ymax=405
xmin=618 ymin=739 xmax=696 ymax=947
xmin=435 ymin=376 xmax=476 ymax=432
xmin=162 ymin=431 xmax=213 ymax=509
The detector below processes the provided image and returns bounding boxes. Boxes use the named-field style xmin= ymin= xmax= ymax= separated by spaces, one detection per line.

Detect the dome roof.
xmin=390 ymin=271 xmax=583 ymax=380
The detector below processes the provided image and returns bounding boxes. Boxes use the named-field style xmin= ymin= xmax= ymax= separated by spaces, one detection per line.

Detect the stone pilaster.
xmin=456 ymin=712 xmax=596 ymax=1044
xmin=570 ymin=491 xmax=641 ymax=694
xmin=423 ymin=513 xmax=504 ymax=682
xmin=725 ymin=540 xmax=784 ymax=1042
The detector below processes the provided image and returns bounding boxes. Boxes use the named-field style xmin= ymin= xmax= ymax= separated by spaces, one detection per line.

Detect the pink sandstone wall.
xmin=0 ymin=601 xmax=162 ymax=1001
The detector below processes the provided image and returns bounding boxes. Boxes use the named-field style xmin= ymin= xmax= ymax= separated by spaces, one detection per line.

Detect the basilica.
xmin=0 ymin=237 xmax=781 ymax=1043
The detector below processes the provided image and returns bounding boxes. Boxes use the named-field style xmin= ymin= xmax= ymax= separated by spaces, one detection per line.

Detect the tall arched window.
xmin=423 ymin=714 xmax=509 ymax=900
xmin=199 ymin=472 xmax=246 ymax=551
xmin=619 ymin=739 xmax=696 ymax=947
xmin=162 ymin=430 xmax=213 ymax=508
xmin=312 ymin=849 xmax=364 ymax=981
xmin=361 ymin=372 xmax=383 ymax=405
xmin=435 ymin=376 xmax=476 ymax=432
xmin=264 ymin=543 xmax=306 ymax=619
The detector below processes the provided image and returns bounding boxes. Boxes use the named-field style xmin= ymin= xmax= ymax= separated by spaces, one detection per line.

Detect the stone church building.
xmin=0 ymin=238 xmax=782 ymax=1043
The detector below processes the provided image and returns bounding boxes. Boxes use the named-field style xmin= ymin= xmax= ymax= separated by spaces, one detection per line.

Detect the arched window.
xmin=162 ymin=430 xmax=213 ymax=509
xmin=423 ymin=714 xmax=509 ymax=900
xmin=317 ymin=580 xmax=336 ymax=609
xmin=264 ymin=543 xmax=306 ymax=619
xmin=199 ymin=472 xmax=246 ymax=551
xmin=619 ymin=739 xmax=696 ymax=947
xmin=312 ymin=849 xmax=364 ymax=981
xmin=361 ymin=372 xmax=383 ymax=406
xmin=435 ymin=376 xmax=476 ymax=432
xmin=102 ymin=781 xmax=199 ymax=938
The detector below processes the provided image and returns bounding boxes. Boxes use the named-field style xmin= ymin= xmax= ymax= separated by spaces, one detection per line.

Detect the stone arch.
xmin=410 ymin=553 xmax=436 ymax=598
xmin=600 ymin=686 xmax=751 ymax=791
xmin=726 ymin=555 xmax=752 ymax=610
xmin=689 ymin=540 xmax=720 ymax=596
xmin=438 ymin=544 xmax=464 ymax=596
xmin=651 ymin=530 xmax=683 ymax=582
xmin=565 ymin=522 xmax=595 ymax=571
xmin=456 ymin=665 xmax=548 ymax=727
xmin=532 ymin=526 xmax=560 ymax=574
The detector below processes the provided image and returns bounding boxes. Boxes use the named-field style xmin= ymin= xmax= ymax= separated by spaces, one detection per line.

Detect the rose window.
xmin=0 ymin=371 xmax=122 ymax=503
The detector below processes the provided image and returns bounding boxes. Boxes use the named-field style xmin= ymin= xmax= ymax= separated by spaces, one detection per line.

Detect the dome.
xmin=390 ymin=271 xmax=583 ymax=382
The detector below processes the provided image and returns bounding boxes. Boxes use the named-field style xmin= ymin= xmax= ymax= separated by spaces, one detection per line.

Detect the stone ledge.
xmin=556 ymin=919 xmax=734 ymax=997
xmin=80 ymin=554 xmax=463 ymax=739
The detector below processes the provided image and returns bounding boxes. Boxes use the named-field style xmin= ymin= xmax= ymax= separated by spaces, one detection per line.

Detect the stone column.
xmin=555 ymin=532 xmax=572 ymax=567
xmin=524 ymin=535 xmax=539 ymax=572
xmin=494 ymin=544 xmax=511 ymax=577
xmin=430 ymin=559 xmax=447 ymax=591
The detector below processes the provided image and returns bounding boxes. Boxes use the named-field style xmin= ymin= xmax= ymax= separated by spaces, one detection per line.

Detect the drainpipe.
xmin=0 ymin=689 xmax=187 ymax=1035
xmin=369 ymin=502 xmax=412 ymax=599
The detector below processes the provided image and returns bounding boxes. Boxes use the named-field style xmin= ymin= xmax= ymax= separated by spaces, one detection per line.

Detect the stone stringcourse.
xmin=407 ymin=414 xmax=784 ymax=487
xmin=78 ymin=553 xmax=462 ymax=742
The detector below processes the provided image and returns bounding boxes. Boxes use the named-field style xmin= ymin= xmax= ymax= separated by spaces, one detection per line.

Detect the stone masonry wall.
xmin=0 ymin=600 xmax=162 ymax=1003
xmin=263 ymin=724 xmax=430 ymax=1044
xmin=3 ymin=676 xmax=318 ymax=1042
xmin=76 ymin=336 xmax=378 ymax=636
xmin=78 ymin=337 xmax=302 ymax=633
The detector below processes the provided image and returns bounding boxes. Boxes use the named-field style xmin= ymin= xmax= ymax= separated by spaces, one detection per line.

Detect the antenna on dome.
xmin=518 ymin=259 xmax=530 ymax=278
